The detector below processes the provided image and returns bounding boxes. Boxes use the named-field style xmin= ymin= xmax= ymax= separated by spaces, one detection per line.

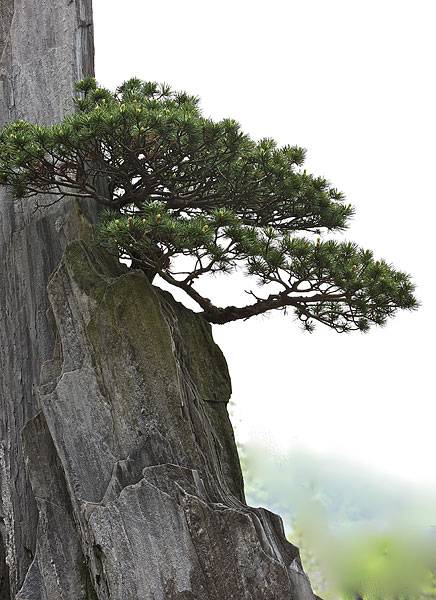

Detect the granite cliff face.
xmin=0 ymin=1 xmax=317 ymax=598
xmin=22 ymin=240 xmax=315 ymax=599
xmin=0 ymin=1 xmax=95 ymax=596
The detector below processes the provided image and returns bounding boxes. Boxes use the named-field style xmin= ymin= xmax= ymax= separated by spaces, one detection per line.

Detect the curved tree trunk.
xmin=0 ymin=2 xmax=318 ymax=598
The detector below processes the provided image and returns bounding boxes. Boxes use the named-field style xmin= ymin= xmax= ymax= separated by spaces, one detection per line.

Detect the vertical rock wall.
xmin=0 ymin=0 xmax=94 ymax=596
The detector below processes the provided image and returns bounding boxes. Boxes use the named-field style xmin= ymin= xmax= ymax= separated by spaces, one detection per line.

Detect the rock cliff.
xmin=0 ymin=1 xmax=317 ymax=598
xmin=0 ymin=1 xmax=95 ymax=596
xmin=23 ymin=240 xmax=315 ymax=599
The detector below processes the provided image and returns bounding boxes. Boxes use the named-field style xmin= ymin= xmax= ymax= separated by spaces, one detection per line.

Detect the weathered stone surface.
xmin=0 ymin=3 xmax=318 ymax=598
xmin=35 ymin=240 xmax=316 ymax=599
xmin=20 ymin=414 xmax=93 ymax=600
xmin=0 ymin=0 xmax=94 ymax=596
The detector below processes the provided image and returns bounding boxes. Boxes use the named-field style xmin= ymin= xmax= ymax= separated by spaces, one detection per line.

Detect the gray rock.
xmin=20 ymin=414 xmax=92 ymax=599
xmin=36 ymin=240 xmax=315 ymax=599
xmin=0 ymin=0 xmax=95 ymax=596
xmin=0 ymin=2 xmax=318 ymax=598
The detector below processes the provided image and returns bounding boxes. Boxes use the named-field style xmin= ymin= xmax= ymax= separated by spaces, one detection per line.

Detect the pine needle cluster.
xmin=0 ymin=78 xmax=417 ymax=330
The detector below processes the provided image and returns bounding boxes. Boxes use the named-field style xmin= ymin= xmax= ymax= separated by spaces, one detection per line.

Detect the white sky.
xmin=94 ymin=0 xmax=436 ymax=486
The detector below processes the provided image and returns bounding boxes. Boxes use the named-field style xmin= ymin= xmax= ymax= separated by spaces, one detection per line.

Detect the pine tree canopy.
xmin=0 ymin=78 xmax=418 ymax=330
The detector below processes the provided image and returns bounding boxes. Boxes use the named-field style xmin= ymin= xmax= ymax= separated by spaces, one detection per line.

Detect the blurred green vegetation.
xmin=241 ymin=445 xmax=436 ymax=599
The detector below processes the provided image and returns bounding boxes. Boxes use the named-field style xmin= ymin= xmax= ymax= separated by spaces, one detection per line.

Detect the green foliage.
xmin=0 ymin=77 xmax=418 ymax=328
xmin=242 ymin=445 xmax=436 ymax=599
xmin=334 ymin=533 xmax=429 ymax=600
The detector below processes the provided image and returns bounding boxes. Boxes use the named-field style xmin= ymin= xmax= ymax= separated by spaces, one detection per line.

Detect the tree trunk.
xmin=0 ymin=2 xmax=318 ymax=598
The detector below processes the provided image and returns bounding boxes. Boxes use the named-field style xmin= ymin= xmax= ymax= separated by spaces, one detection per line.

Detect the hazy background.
xmin=93 ymin=0 xmax=435 ymax=491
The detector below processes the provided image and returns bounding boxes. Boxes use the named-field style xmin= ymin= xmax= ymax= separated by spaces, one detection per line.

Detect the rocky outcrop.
xmin=0 ymin=1 xmax=317 ymax=598
xmin=23 ymin=240 xmax=315 ymax=599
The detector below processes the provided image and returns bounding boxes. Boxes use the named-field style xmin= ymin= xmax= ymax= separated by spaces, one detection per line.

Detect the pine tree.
xmin=0 ymin=78 xmax=417 ymax=330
